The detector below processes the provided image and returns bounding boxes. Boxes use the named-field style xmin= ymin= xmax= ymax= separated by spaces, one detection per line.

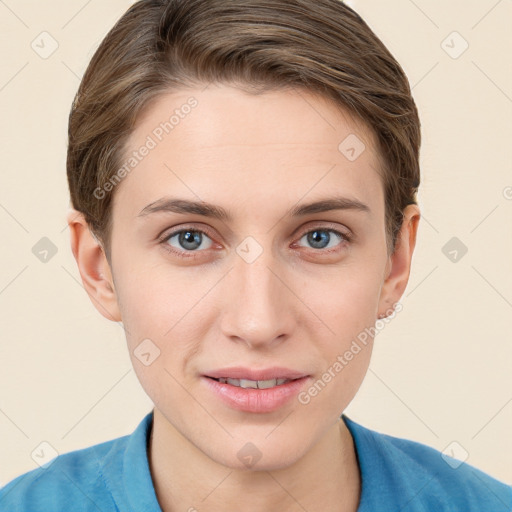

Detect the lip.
xmin=200 ymin=367 xmax=311 ymax=413
xmin=202 ymin=366 xmax=309 ymax=381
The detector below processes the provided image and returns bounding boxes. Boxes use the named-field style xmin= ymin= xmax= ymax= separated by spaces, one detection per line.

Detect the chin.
xmin=203 ymin=431 xmax=311 ymax=472
xmin=215 ymin=449 xmax=304 ymax=473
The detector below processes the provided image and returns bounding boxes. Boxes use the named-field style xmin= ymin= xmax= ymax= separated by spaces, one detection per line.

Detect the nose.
xmin=219 ymin=245 xmax=297 ymax=350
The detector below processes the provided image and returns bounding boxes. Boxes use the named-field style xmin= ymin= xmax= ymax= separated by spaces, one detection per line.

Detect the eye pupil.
xmin=180 ymin=230 xmax=202 ymax=250
xmin=308 ymin=230 xmax=330 ymax=249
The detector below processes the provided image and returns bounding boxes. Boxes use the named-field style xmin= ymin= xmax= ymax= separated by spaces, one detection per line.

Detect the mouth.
xmin=201 ymin=372 xmax=311 ymax=413
xmin=206 ymin=376 xmax=299 ymax=389
xmin=202 ymin=366 xmax=309 ymax=387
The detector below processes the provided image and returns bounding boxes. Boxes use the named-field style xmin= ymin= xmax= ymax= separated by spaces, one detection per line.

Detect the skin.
xmin=67 ymin=84 xmax=420 ymax=512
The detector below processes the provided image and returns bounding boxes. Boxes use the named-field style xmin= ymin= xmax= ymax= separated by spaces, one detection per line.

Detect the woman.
xmin=1 ymin=0 xmax=510 ymax=510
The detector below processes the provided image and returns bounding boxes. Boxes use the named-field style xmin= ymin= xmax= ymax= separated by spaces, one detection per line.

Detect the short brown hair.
xmin=67 ymin=0 xmax=421 ymax=262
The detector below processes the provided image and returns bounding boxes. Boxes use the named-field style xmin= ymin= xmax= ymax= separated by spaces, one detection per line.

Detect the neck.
xmin=148 ymin=409 xmax=361 ymax=512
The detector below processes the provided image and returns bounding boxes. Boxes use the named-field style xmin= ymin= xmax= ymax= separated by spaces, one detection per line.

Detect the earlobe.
xmin=377 ymin=204 xmax=421 ymax=319
xmin=66 ymin=208 xmax=122 ymax=322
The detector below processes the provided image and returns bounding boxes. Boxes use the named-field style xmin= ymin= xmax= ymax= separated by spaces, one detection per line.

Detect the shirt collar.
xmin=122 ymin=410 xmax=383 ymax=512
xmin=123 ymin=409 xmax=162 ymax=511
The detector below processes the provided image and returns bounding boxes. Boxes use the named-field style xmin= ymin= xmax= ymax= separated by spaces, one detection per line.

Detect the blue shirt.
xmin=1 ymin=410 xmax=511 ymax=511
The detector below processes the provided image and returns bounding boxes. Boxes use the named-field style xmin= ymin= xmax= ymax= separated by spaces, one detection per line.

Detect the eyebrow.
xmin=137 ymin=196 xmax=371 ymax=221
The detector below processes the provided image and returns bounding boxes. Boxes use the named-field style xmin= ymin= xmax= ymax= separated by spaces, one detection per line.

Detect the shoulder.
xmin=344 ymin=416 xmax=512 ymax=512
xmin=0 ymin=435 xmax=128 ymax=512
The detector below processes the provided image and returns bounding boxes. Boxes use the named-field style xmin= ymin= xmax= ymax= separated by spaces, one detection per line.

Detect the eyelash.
xmin=157 ymin=224 xmax=352 ymax=260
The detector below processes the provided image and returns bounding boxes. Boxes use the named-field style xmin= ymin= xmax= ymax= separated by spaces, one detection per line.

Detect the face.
xmin=107 ymin=84 xmax=393 ymax=470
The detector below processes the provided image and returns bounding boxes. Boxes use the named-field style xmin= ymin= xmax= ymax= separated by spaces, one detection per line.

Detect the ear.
xmin=66 ymin=207 xmax=122 ymax=322
xmin=377 ymin=204 xmax=421 ymax=318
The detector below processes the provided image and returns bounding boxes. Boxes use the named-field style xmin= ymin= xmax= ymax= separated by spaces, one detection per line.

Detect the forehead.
xmin=113 ymin=84 xmax=384 ymax=220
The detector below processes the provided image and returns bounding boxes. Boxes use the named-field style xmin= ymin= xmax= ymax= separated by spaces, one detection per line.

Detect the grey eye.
xmin=167 ymin=230 xmax=213 ymax=251
xmin=298 ymin=229 xmax=344 ymax=250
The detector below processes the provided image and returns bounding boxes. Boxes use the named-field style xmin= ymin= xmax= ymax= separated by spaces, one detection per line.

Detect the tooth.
xmin=239 ymin=379 xmax=259 ymax=389
xmin=257 ymin=379 xmax=278 ymax=389
xmin=218 ymin=377 xmax=291 ymax=388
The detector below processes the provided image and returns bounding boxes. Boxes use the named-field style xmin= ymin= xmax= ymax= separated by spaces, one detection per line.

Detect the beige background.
xmin=0 ymin=0 xmax=511 ymax=488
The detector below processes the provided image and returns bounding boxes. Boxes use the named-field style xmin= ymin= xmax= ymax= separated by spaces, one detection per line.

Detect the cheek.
xmin=297 ymin=264 xmax=381 ymax=400
xmin=306 ymin=263 xmax=383 ymax=335
xmin=297 ymin=332 xmax=373 ymax=420
xmin=114 ymin=260 xmax=206 ymax=339
xmin=113 ymin=264 xmax=219 ymax=394
xmin=114 ymin=269 xmax=199 ymax=410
